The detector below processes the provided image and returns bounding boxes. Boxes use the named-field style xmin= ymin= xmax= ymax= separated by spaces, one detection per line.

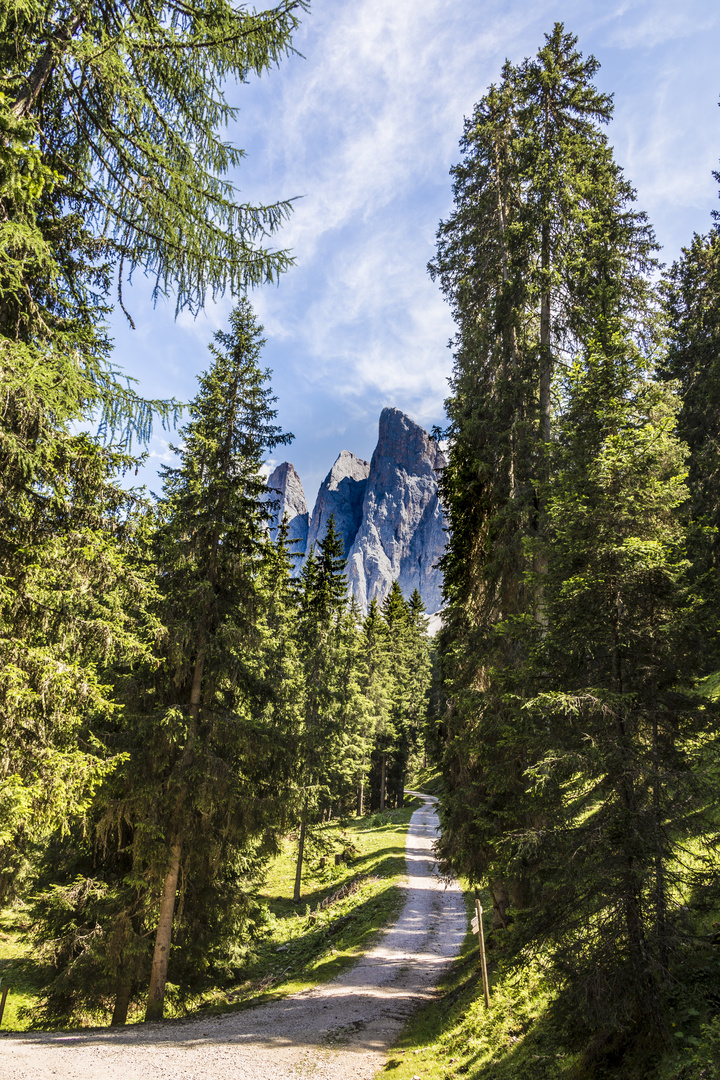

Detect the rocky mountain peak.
xmin=266 ymin=462 xmax=309 ymax=570
xmin=375 ymin=407 xmax=444 ymax=474
xmin=264 ymin=410 xmax=446 ymax=611
xmin=346 ymin=410 xmax=446 ymax=613
xmin=307 ymin=450 xmax=370 ymax=559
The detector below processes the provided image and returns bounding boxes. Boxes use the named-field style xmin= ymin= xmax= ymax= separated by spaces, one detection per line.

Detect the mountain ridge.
xmin=266 ymin=408 xmax=446 ymax=612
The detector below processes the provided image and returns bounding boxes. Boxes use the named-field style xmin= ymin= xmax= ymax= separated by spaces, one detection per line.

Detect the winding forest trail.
xmin=5 ymin=793 xmax=467 ymax=1080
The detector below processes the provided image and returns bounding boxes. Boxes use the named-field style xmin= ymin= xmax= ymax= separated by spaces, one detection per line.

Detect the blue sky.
xmin=110 ymin=0 xmax=720 ymax=509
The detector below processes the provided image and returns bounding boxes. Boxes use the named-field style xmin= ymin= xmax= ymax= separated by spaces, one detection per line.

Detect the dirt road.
xmin=4 ymin=793 xmax=467 ymax=1080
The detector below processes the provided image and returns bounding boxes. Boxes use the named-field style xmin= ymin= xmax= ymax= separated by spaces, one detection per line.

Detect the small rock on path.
xmin=4 ymin=793 xmax=467 ymax=1079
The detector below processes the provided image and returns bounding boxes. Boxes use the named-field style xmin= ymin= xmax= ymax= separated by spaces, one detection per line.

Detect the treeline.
xmin=431 ymin=23 xmax=720 ymax=1075
xmin=13 ymin=298 xmax=431 ymax=1028
xmin=0 ymin=0 xmax=433 ymax=1029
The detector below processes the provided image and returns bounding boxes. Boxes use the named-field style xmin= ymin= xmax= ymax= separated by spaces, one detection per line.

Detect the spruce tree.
xmin=512 ymin=338 xmax=712 ymax=1050
xmin=0 ymin=442 xmax=157 ymax=903
xmin=0 ymin=0 xmax=305 ymax=860
xmin=661 ymin=180 xmax=720 ymax=662
xmin=293 ymin=517 xmax=363 ymax=900
xmin=380 ymin=583 xmax=431 ymax=809
xmin=431 ymin=24 xmax=657 ymax=924
xmin=89 ymin=299 xmax=297 ymax=1023
xmin=361 ymin=597 xmax=393 ymax=812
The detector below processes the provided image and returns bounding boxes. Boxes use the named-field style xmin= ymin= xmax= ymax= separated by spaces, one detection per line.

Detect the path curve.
xmin=5 ymin=793 xmax=467 ymax=1080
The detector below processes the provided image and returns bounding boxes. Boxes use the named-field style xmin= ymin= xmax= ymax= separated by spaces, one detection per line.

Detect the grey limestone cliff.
xmin=266 ymin=462 xmax=309 ymax=570
xmin=306 ymin=450 xmax=370 ymax=559
xmin=346 ymin=408 xmax=446 ymax=613
xmin=264 ymin=410 xmax=446 ymax=610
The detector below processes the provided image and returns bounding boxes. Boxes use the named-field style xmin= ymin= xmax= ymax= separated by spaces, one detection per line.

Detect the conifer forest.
xmin=1 ymin=3 xmax=720 ymax=1078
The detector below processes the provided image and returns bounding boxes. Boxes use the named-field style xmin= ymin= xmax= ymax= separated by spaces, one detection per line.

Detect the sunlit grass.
xmin=190 ymin=801 xmax=421 ymax=1015
xmin=0 ymin=801 xmax=421 ymax=1030
xmin=408 ymin=764 xmax=444 ymax=796
xmin=0 ymin=907 xmax=44 ymax=1032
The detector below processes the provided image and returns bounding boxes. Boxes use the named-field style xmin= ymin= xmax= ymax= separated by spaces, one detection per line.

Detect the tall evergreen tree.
xmin=0 ymin=0 xmax=306 ymax=860
xmin=431 ymin=24 xmax=657 ymax=923
xmin=661 ymin=172 xmax=720 ymax=660
xmin=361 ymin=596 xmax=393 ymax=812
xmin=101 ymin=299 xmax=296 ymax=1022
xmin=379 ymin=583 xmax=431 ymax=808
xmin=293 ymin=517 xmax=363 ymax=900
xmin=0 ymin=444 xmax=156 ymax=903
xmin=513 ymin=339 xmax=711 ymax=1051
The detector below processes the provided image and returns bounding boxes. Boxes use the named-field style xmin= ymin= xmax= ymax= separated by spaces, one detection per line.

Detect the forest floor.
xmin=3 ymin=793 xmax=468 ymax=1079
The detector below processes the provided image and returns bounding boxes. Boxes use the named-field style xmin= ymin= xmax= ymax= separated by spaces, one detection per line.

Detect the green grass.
xmin=188 ymin=800 xmax=423 ymax=1016
xmin=0 ymin=907 xmax=45 ymax=1031
xmin=0 ymin=801 xmax=422 ymax=1030
xmin=379 ymin=814 xmax=720 ymax=1080
xmin=380 ymin=895 xmax=584 ymax=1080
xmin=408 ymin=764 xmax=444 ymax=796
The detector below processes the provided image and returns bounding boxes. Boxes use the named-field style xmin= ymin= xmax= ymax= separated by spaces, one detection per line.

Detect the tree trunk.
xmin=539 ymin=91 xmax=552 ymax=451
xmin=293 ymin=805 xmax=307 ymax=903
xmin=652 ymin=709 xmax=669 ymax=973
xmin=539 ymin=287 xmax=552 ymax=446
xmin=12 ymin=9 xmax=87 ymax=119
xmin=357 ymin=774 xmax=364 ymax=817
xmin=489 ymin=879 xmax=509 ymax=930
xmin=145 ymin=841 xmax=182 ymax=1022
xmin=379 ymin=753 xmax=387 ymax=811
xmin=111 ymin=972 xmax=133 ymax=1026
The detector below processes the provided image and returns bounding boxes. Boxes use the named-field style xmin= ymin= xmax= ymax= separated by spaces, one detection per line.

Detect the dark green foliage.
xmin=26 ymin=299 xmax=301 ymax=1025
xmin=432 ymin=24 xmax=655 ymax=916
xmin=292 ymin=518 xmax=366 ymax=896
xmin=0 ymin=0 xmax=305 ymax=887
xmin=371 ymin=584 xmax=431 ymax=810
xmin=514 ymin=343 xmax=714 ymax=1046
xmin=0 ymin=440 xmax=157 ymax=905
xmin=662 ymin=217 xmax=720 ymax=667
xmin=3 ymin=0 xmax=307 ymax=313
xmin=430 ymin=22 xmax=720 ymax=1065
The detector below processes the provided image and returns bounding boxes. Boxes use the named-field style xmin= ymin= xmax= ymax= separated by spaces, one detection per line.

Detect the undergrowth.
xmin=0 ymin=800 xmax=420 ymax=1030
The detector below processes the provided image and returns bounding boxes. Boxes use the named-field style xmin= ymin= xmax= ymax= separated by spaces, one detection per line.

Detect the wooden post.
xmin=474 ymin=898 xmax=490 ymax=1008
xmin=0 ymin=981 xmax=9 ymax=1027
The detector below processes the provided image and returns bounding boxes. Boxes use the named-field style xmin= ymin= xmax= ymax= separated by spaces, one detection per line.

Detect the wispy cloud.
xmin=110 ymin=0 xmax=720 ymax=491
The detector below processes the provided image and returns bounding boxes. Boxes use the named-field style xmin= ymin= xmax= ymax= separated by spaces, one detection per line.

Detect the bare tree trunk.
xmin=293 ymin=804 xmax=307 ymax=903
xmin=489 ymin=880 xmax=509 ymax=930
xmin=539 ymin=280 xmax=552 ymax=447
xmin=145 ymin=841 xmax=182 ymax=1022
xmin=652 ymin=709 xmax=669 ymax=973
xmin=379 ymin=753 xmax=387 ymax=812
xmin=357 ymin=773 xmax=364 ymax=817
xmin=111 ymin=972 xmax=133 ymax=1026
xmin=12 ymin=8 xmax=87 ymax=119
xmin=539 ymin=93 xmax=552 ymax=452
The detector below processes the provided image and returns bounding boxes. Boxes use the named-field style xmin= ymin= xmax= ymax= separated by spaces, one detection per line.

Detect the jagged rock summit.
xmin=346 ymin=408 xmax=446 ymax=613
xmin=307 ymin=450 xmax=370 ymax=559
xmin=266 ymin=462 xmax=308 ymax=568
xmin=265 ymin=409 xmax=446 ymax=610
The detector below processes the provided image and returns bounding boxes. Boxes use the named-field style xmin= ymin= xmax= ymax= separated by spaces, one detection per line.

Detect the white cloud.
xmin=148 ymin=437 xmax=177 ymax=464
xmin=110 ymin=0 xmax=720 ymax=494
xmin=600 ymin=0 xmax=718 ymax=49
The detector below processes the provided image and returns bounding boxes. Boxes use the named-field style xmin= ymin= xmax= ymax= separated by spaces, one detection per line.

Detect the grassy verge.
xmin=383 ymin=923 xmax=720 ymax=1080
xmin=380 ymin=893 xmax=588 ymax=1080
xmin=0 ymin=908 xmax=46 ymax=1031
xmin=194 ymin=801 xmax=421 ymax=1016
xmin=381 ymin=802 xmax=720 ymax=1078
xmin=408 ymin=765 xmax=444 ymax=797
xmin=0 ymin=802 xmax=421 ymax=1030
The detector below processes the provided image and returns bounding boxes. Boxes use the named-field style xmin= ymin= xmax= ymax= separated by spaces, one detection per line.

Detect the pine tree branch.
xmin=12 ymin=6 xmax=89 ymax=120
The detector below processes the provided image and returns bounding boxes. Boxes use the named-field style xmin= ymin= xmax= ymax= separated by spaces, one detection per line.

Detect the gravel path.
xmin=4 ymin=793 xmax=467 ymax=1080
